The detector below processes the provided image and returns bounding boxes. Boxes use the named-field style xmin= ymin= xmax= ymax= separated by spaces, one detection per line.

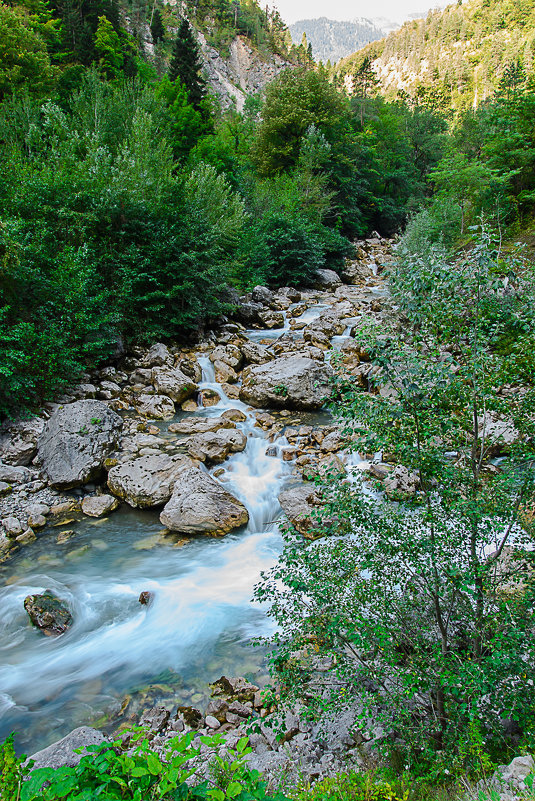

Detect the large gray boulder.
xmin=160 ymin=468 xmax=249 ymax=535
xmin=108 ymin=453 xmax=195 ymax=508
xmin=313 ymin=269 xmax=342 ymax=290
xmin=151 ymin=366 xmax=197 ymax=404
xmin=134 ymin=394 xmax=176 ymax=420
xmin=28 ymin=727 xmax=107 ymax=770
xmin=38 ymin=400 xmax=122 ymax=489
xmin=186 ymin=430 xmax=247 ymax=465
xmin=240 ymin=356 xmax=332 ymax=410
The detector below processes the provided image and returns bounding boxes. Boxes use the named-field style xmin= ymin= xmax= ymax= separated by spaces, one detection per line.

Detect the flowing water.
xmin=0 ymin=303 xmax=333 ymax=754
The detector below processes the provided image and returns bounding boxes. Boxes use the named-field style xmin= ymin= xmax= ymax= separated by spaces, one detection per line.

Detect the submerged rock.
xmin=24 ymin=590 xmax=72 ymax=636
xmin=160 ymin=468 xmax=248 ymax=535
xmin=240 ymin=356 xmax=332 ymax=410
xmin=38 ymin=400 xmax=122 ymax=489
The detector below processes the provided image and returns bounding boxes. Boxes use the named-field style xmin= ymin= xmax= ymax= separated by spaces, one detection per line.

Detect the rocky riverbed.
xmin=0 ymin=236 xmax=397 ymax=776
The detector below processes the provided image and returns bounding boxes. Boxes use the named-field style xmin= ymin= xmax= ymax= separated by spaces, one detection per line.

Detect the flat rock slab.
xmin=108 ymin=453 xmax=195 ymax=508
xmin=240 ymin=356 xmax=333 ymax=410
xmin=160 ymin=468 xmax=249 ymax=535
xmin=28 ymin=727 xmax=107 ymax=770
xmin=38 ymin=400 xmax=122 ymax=489
xmin=169 ymin=417 xmax=236 ymax=435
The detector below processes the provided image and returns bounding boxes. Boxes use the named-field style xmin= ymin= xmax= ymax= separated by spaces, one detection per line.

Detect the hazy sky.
xmin=275 ymin=0 xmax=448 ymax=25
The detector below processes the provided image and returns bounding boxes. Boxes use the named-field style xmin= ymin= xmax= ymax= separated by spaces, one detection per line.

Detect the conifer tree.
xmin=168 ymin=18 xmax=206 ymax=109
xmin=150 ymin=8 xmax=164 ymax=43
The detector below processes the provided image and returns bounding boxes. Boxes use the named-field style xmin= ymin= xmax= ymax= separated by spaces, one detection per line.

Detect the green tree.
xmin=94 ymin=14 xmax=123 ymax=79
xmin=169 ymin=18 xmax=206 ymax=110
xmin=0 ymin=4 xmax=55 ymax=99
xmin=257 ymin=231 xmax=535 ymax=767
xmin=150 ymin=7 xmax=165 ymax=43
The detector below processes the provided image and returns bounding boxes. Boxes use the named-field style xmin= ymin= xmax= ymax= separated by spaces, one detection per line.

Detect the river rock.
xmin=251 ymin=285 xmax=273 ymax=306
xmin=186 ymin=430 xmax=247 ymax=465
xmin=477 ymin=412 xmax=520 ymax=457
xmin=142 ymin=342 xmax=173 ymax=367
xmin=38 ymin=400 xmax=122 ymax=489
xmin=199 ymin=389 xmax=220 ymax=407
xmin=2 ymin=517 xmax=23 ymax=537
xmin=210 ymin=345 xmax=243 ymax=370
xmin=383 ymin=465 xmax=419 ymax=498
xmin=278 ymin=484 xmax=324 ymax=538
xmin=160 ymin=468 xmax=249 ymax=535
xmin=28 ymin=727 xmax=106 ymax=770
xmin=0 ymin=463 xmax=33 ymax=484
xmin=24 ymin=590 xmax=72 ymax=636
xmin=222 ymin=409 xmax=247 ymax=423
xmin=313 ymin=269 xmax=342 ymax=290
xmin=152 ymin=366 xmax=197 ymax=404
xmin=108 ymin=453 xmax=195 ymax=508
xmin=240 ymin=341 xmax=272 ymax=365
xmin=169 ymin=417 xmax=235 ymax=435
xmin=234 ymin=301 xmax=264 ymax=326
xmin=134 ymin=393 xmax=176 ymax=420
xmin=81 ymin=494 xmax=120 ymax=518
xmin=259 ymin=310 xmax=284 ymax=329
xmin=240 ymin=357 xmax=333 ymax=410
xmin=0 ymin=417 xmax=44 ymax=466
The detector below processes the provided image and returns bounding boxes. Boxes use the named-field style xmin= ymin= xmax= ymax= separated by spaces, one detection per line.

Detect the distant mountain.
xmin=288 ymin=17 xmax=398 ymax=65
xmin=335 ymin=0 xmax=535 ymax=110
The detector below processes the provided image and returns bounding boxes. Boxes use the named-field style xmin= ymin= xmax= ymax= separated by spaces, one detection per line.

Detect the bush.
xmin=248 ymin=211 xmax=324 ymax=287
xmin=0 ymin=730 xmax=291 ymax=801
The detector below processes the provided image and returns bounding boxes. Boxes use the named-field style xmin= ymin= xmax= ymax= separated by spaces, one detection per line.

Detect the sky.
xmin=274 ymin=0 xmax=449 ymax=25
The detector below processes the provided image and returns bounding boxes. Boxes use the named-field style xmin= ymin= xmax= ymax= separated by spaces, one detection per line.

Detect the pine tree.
xmin=168 ymin=18 xmax=206 ymax=109
xmin=150 ymin=8 xmax=164 ymax=43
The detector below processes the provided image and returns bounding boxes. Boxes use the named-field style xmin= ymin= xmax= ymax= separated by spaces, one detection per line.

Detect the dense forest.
xmin=1 ymin=0 xmax=535 ymax=797
xmin=336 ymin=0 xmax=535 ymax=109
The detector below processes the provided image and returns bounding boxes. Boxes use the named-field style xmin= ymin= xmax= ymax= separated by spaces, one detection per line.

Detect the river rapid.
xmin=0 ymin=304 xmax=342 ymax=754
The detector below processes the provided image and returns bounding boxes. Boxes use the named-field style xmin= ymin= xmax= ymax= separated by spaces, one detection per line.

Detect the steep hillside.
xmin=336 ymin=0 xmax=535 ymax=109
xmin=288 ymin=16 xmax=398 ymax=65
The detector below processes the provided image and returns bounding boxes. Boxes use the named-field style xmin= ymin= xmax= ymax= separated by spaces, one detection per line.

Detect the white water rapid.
xmin=0 ymin=351 xmax=299 ymax=753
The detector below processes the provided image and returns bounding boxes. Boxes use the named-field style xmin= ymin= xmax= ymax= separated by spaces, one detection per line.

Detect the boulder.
xmin=24 ymin=591 xmax=72 ymax=636
xmin=258 ymin=310 xmax=285 ymax=329
xmin=278 ymin=484 xmax=324 ymax=538
xmin=134 ymin=394 xmax=176 ymax=420
xmin=38 ymin=400 xmax=122 ymax=489
xmin=0 ymin=417 xmax=44 ymax=466
xmin=313 ymin=269 xmax=342 ymax=290
xmin=240 ymin=357 xmax=332 ymax=410
xmin=151 ymin=366 xmax=197 ymax=404
xmin=142 ymin=342 xmax=173 ymax=367
xmin=2 ymin=517 xmax=23 ymax=538
xmin=234 ymin=301 xmax=263 ymax=327
xmin=209 ymin=345 xmax=243 ymax=370
xmin=186 ymin=430 xmax=247 ymax=465
xmin=478 ymin=412 xmax=520 ymax=457
xmin=28 ymin=727 xmax=106 ymax=771
xmin=251 ymin=285 xmax=274 ymax=306
xmin=0 ymin=463 xmax=33 ymax=484
xmin=240 ymin=342 xmax=273 ymax=365
xmin=81 ymin=494 xmax=120 ymax=518
xmin=108 ymin=453 xmax=195 ymax=508
xmin=168 ymin=417 xmax=235 ymax=435
xmin=160 ymin=468 xmax=249 ymax=535
xmin=139 ymin=706 xmax=170 ymax=733
xmin=383 ymin=465 xmax=419 ymax=499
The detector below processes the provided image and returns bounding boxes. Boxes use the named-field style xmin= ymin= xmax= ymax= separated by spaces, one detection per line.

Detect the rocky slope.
xmin=289 ymin=16 xmax=397 ymax=65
